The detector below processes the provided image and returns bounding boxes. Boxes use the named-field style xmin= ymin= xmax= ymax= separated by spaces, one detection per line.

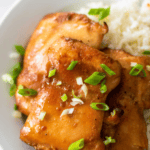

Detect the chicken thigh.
xmin=20 ymin=38 xmax=121 ymax=150
xmin=102 ymin=49 xmax=150 ymax=150
xmin=15 ymin=12 xmax=108 ymax=115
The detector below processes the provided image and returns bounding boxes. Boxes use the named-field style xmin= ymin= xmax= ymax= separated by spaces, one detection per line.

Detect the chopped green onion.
xmin=56 ymin=81 xmax=62 ymax=85
xmin=60 ymin=108 xmax=74 ymax=117
xmin=72 ymin=90 xmax=82 ymax=99
xmin=142 ymin=51 xmax=150 ymax=55
xmin=146 ymin=65 xmax=150 ymax=71
xmin=88 ymin=8 xmax=105 ymax=15
xmin=15 ymin=45 xmax=25 ymax=56
xmin=76 ymin=77 xmax=83 ymax=85
xmin=81 ymin=84 xmax=88 ymax=97
xmin=2 ymin=62 xmax=22 ymax=85
xmin=2 ymin=74 xmax=14 ymax=85
xmin=61 ymin=94 xmax=68 ymax=102
xmin=130 ymin=62 xmax=137 ymax=67
xmin=129 ymin=64 xmax=146 ymax=77
xmin=100 ymin=80 xmax=107 ymax=94
xmin=90 ymin=103 xmax=109 ymax=111
xmin=100 ymin=64 xmax=116 ymax=76
xmin=18 ymin=85 xmax=24 ymax=90
xmin=2 ymin=61 xmax=22 ymax=97
xmin=67 ymin=61 xmax=78 ymax=70
xmin=99 ymin=7 xmax=110 ymax=20
xmin=103 ymin=136 xmax=116 ymax=145
xmin=48 ymin=69 xmax=56 ymax=77
xmin=68 ymin=138 xmax=84 ymax=150
xmin=88 ymin=7 xmax=110 ymax=21
xmin=111 ymin=110 xmax=116 ymax=117
xmin=14 ymin=104 xmax=18 ymax=110
xmin=10 ymin=62 xmax=22 ymax=82
xmin=9 ymin=84 xmax=17 ymax=96
xmin=38 ymin=111 xmax=46 ymax=121
xmin=71 ymin=98 xmax=84 ymax=106
xmin=129 ymin=64 xmax=143 ymax=76
xmin=18 ymin=88 xmax=37 ymax=96
xmin=84 ymin=72 xmax=105 ymax=85
xmin=141 ymin=69 xmax=147 ymax=77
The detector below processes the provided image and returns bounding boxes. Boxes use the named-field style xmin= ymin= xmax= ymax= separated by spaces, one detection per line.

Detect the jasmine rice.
xmin=76 ymin=0 xmax=150 ymax=56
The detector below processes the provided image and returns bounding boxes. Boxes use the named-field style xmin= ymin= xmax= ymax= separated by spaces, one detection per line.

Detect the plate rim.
xmin=0 ymin=0 xmax=22 ymax=27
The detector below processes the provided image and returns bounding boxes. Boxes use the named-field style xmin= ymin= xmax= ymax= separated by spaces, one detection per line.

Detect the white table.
xmin=0 ymin=0 xmax=16 ymax=20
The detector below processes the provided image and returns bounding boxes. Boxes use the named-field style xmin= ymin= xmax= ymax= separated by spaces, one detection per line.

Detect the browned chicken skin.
xmin=102 ymin=49 xmax=150 ymax=150
xmin=15 ymin=12 xmax=108 ymax=115
xmin=20 ymin=38 xmax=121 ymax=150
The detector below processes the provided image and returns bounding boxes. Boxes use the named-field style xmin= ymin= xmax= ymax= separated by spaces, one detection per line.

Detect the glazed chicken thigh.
xmin=20 ymin=38 xmax=121 ymax=150
xmin=14 ymin=10 xmax=150 ymax=150
xmin=102 ymin=49 xmax=150 ymax=150
xmin=15 ymin=12 xmax=108 ymax=115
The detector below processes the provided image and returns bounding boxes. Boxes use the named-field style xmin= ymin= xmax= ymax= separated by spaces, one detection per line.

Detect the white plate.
xmin=0 ymin=0 xmax=134 ymax=149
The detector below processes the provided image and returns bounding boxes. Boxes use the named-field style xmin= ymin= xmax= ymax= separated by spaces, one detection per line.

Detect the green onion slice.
xmin=18 ymin=87 xmax=37 ymax=96
xmin=72 ymin=90 xmax=82 ymax=99
xmin=90 ymin=103 xmax=109 ymax=111
xmin=10 ymin=62 xmax=22 ymax=82
xmin=88 ymin=8 xmax=105 ymax=15
xmin=14 ymin=104 xmax=18 ymax=110
xmin=10 ymin=84 xmax=17 ymax=96
xmin=2 ymin=74 xmax=14 ymax=85
xmin=2 ymin=62 xmax=22 ymax=85
xmin=141 ymin=69 xmax=147 ymax=77
xmin=99 ymin=7 xmax=110 ymax=20
xmin=84 ymin=72 xmax=105 ymax=85
xmin=18 ymin=85 xmax=24 ymax=90
xmin=103 ymin=136 xmax=116 ymax=145
xmin=129 ymin=64 xmax=143 ymax=76
xmin=88 ymin=7 xmax=110 ymax=21
xmin=68 ymin=138 xmax=84 ymax=150
xmin=2 ymin=61 xmax=22 ymax=97
xmin=15 ymin=45 xmax=25 ymax=56
xmin=111 ymin=110 xmax=116 ymax=117
xmin=76 ymin=77 xmax=83 ymax=85
xmin=100 ymin=64 xmax=116 ymax=76
xmin=129 ymin=64 xmax=146 ymax=77
xmin=146 ymin=65 xmax=150 ymax=71
xmin=67 ymin=61 xmax=78 ymax=70
xmin=142 ymin=51 xmax=150 ymax=55
xmin=48 ymin=69 xmax=56 ymax=77
xmin=56 ymin=81 xmax=62 ymax=85
xmin=61 ymin=94 xmax=68 ymax=102
xmin=100 ymin=80 xmax=107 ymax=94
xmin=38 ymin=111 xmax=46 ymax=121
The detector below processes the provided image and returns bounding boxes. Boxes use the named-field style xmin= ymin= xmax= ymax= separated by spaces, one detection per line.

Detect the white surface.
xmin=0 ymin=0 xmax=16 ymax=20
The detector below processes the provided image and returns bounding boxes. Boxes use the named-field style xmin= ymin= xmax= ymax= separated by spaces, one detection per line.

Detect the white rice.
xmin=76 ymin=0 xmax=150 ymax=56
xmin=76 ymin=0 xmax=150 ymax=148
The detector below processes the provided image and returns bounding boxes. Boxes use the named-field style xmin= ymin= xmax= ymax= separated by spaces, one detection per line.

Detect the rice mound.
xmin=76 ymin=0 xmax=150 ymax=148
xmin=76 ymin=0 xmax=150 ymax=56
